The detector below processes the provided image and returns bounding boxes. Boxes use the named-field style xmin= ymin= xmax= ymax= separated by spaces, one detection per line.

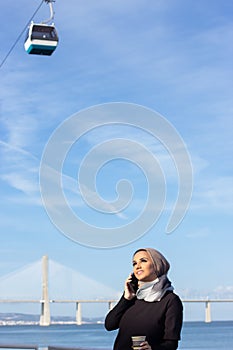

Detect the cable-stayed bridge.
xmin=0 ymin=256 xmax=120 ymax=300
xmin=0 ymin=256 xmax=232 ymax=325
xmin=0 ymin=256 xmax=121 ymax=325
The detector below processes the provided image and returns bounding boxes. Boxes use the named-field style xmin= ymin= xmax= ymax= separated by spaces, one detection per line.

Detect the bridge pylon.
xmin=205 ymin=300 xmax=211 ymax=323
xmin=40 ymin=255 xmax=51 ymax=326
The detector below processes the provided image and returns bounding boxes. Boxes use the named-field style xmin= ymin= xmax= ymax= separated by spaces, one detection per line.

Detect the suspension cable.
xmin=0 ymin=0 xmax=45 ymax=69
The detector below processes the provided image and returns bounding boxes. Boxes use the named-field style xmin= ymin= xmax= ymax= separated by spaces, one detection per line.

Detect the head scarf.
xmin=133 ymin=247 xmax=170 ymax=277
xmin=133 ymin=248 xmax=173 ymax=302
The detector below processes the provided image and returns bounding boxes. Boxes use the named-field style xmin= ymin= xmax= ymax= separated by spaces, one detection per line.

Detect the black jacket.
xmin=105 ymin=291 xmax=183 ymax=350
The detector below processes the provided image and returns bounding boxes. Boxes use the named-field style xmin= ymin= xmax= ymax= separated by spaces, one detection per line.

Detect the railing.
xmin=0 ymin=345 xmax=38 ymax=350
xmin=48 ymin=347 xmax=100 ymax=350
xmin=0 ymin=346 xmax=97 ymax=350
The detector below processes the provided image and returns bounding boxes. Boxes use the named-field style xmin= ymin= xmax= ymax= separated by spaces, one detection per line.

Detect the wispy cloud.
xmin=0 ymin=136 xmax=40 ymax=203
xmin=185 ymin=227 xmax=211 ymax=239
xmin=191 ymin=176 xmax=233 ymax=213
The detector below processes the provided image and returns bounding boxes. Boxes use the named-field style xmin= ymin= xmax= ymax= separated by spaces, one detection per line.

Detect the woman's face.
xmin=132 ymin=250 xmax=156 ymax=282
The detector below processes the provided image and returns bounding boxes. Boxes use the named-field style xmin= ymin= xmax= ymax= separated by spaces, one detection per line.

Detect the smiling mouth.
xmin=136 ymin=270 xmax=143 ymax=276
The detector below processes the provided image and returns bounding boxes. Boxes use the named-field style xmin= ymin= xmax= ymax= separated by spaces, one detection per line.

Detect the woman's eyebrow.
xmin=132 ymin=256 xmax=148 ymax=263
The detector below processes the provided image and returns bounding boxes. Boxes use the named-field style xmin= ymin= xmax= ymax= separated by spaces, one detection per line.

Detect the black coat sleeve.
xmin=105 ymin=294 xmax=135 ymax=331
xmin=155 ymin=294 xmax=183 ymax=350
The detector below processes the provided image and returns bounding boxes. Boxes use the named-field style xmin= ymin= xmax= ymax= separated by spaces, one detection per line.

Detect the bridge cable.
xmin=0 ymin=0 xmax=45 ymax=69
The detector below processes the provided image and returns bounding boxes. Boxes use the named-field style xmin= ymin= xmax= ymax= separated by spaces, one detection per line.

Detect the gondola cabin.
xmin=24 ymin=22 xmax=58 ymax=56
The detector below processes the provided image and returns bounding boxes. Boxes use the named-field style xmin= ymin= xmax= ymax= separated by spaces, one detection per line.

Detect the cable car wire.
xmin=0 ymin=0 xmax=45 ymax=69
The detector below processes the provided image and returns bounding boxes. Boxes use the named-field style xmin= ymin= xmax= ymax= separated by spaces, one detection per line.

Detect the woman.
xmin=105 ymin=248 xmax=183 ymax=350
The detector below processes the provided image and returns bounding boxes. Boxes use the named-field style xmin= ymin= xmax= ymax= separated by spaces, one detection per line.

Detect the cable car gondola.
xmin=24 ymin=0 xmax=58 ymax=56
xmin=24 ymin=22 xmax=58 ymax=55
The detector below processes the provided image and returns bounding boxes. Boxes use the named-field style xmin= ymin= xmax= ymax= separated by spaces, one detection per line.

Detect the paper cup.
xmin=131 ymin=335 xmax=146 ymax=349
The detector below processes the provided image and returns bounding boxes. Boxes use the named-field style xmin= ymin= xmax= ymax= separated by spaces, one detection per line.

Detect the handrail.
xmin=48 ymin=347 xmax=88 ymax=350
xmin=0 ymin=347 xmax=108 ymax=350
xmin=48 ymin=347 xmax=110 ymax=350
xmin=0 ymin=345 xmax=38 ymax=350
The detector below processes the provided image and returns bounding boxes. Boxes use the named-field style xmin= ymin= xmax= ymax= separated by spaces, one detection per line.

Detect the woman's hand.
xmin=138 ymin=341 xmax=152 ymax=350
xmin=124 ymin=274 xmax=136 ymax=300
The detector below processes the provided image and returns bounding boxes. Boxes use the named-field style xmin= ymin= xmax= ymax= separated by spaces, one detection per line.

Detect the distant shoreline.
xmin=1 ymin=311 xmax=233 ymax=326
xmin=0 ymin=321 xmax=103 ymax=326
xmin=0 ymin=313 xmax=105 ymax=326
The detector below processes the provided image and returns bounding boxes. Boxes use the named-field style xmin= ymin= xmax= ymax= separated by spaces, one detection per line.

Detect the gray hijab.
xmin=133 ymin=248 xmax=173 ymax=302
xmin=133 ymin=247 xmax=170 ymax=277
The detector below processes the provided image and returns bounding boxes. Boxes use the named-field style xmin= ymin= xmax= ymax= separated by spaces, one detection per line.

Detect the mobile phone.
xmin=130 ymin=273 xmax=138 ymax=292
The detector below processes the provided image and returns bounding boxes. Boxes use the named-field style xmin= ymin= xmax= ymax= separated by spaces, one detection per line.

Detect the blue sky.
xmin=0 ymin=0 xmax=232 ymax=321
